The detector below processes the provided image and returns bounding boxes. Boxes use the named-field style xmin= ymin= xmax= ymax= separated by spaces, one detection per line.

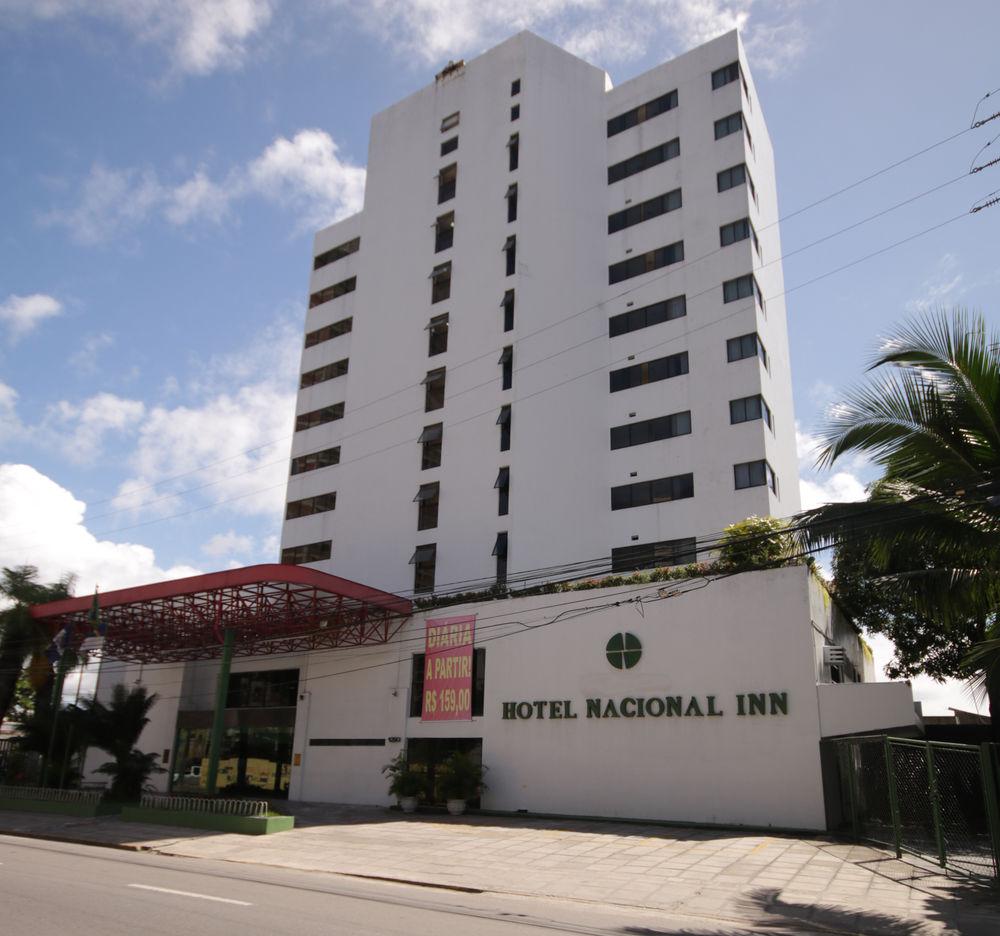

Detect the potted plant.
xmin=382 ymin=751 xmax=424 ymax=813
xmin=438 ymin=751 xmax=487 ymax=816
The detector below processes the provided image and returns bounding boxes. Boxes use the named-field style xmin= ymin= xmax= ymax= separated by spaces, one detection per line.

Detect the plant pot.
xmin=446 ymin=798 xmax=467 ymax=816
xmin=399 ymin=796 xmax=418 ymax=814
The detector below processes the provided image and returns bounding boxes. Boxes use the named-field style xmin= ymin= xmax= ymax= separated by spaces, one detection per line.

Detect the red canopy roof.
xmin=30 ymin=564 xmax=412 ymax=664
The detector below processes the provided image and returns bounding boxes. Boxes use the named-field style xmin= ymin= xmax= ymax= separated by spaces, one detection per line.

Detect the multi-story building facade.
xmin=281 ymin=29 xmax=800 ymax=597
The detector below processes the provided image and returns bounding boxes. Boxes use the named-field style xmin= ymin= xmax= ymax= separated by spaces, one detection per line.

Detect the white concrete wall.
xmin=281 ymin=29 xmax=802 ymax=597
xmin=816 ymin=683 xmax=919 ymax=738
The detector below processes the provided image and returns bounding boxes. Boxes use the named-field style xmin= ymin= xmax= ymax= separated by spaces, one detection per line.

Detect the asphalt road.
xmin=0 ymin=833 xmax=803 ymax=936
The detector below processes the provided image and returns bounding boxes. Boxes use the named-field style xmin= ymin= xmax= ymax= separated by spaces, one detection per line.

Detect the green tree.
xmin=0 ymin=566 xmax=75 ymax=728
xmin=798 ymin=310 xmax=1000 ymax=726
xmin=78 ymin=683 xmax=163 ymax=801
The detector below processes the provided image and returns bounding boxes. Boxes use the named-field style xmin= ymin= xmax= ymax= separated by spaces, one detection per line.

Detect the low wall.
xmin=120 ymin=806 xmax=294 ymax=835
xmin=817 ymin=682 xmax=918 ymax=738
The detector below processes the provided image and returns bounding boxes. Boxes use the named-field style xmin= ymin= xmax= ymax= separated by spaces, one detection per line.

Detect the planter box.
xmin=0 ymin=797 xmax=119 ymax=818
xmin=120 ymin=805 xmax=294 ymax=835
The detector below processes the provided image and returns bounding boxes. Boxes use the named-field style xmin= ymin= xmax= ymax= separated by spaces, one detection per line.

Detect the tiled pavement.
xmin=2 ymin=803 xmax=999 ymax=934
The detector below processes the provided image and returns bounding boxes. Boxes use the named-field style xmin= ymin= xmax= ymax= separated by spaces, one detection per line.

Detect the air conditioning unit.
xmin=823 ymin=645 xmax=847 ymax=665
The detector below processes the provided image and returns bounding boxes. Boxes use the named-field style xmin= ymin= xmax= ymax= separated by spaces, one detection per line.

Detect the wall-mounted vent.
xmin=823 ymin=645 xmax=847 ymax=665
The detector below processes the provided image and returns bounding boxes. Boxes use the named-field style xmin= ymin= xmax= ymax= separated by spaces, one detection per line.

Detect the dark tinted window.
xmin=610 ymin=351 xmax=688 ymax=392
xmin=610 ymin=410 xmax=691 ymax=449
xmin=608 ymin=138 xmax=679 ymax=184
xmin=607 ymin=89 xmax=678 ymax=137
xmin=609 ymin=295 xmax=686 ymax=337
xmin=609 ymin=241 xmax=684 ymax=285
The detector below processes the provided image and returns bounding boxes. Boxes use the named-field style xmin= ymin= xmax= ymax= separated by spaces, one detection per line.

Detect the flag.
xmin=87 ymin=588 xmax=105 ymax=637
xmin=45 ymin=626 xmax=69 ymax=665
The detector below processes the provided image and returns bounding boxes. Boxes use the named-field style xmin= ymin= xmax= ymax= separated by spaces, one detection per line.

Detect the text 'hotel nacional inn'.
xmin=281 ymin=29 xmax=800 ymax=595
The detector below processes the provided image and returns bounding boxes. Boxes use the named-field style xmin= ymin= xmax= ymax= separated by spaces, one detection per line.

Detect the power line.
xmin=5 ymin=114 xmax=984 ymax=531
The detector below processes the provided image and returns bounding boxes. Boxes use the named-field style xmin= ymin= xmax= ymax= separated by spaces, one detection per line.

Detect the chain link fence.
xmin=836 ymin=735 xmax=1000 ymax=879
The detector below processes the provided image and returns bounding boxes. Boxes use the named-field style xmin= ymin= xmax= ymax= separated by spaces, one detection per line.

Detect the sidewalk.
xmin=2 ymin=802 xmax=998 ymax=935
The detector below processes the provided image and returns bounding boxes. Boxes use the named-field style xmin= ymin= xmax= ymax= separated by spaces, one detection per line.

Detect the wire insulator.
xmin=973 ymin=110 xmax=1000 ymax=128
xmin=972 ymin=195 xmax=1000 ymax=213
xmin=971 ymin=155 xmax=1000 ymax=174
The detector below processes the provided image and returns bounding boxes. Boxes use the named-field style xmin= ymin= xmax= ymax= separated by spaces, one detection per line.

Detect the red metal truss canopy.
xmin=30 ymin=564 xmax=413 ymax=664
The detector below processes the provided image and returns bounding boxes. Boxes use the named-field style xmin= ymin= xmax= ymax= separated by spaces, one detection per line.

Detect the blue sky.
xmin=1 ymin=1 xmax=998 ymax=713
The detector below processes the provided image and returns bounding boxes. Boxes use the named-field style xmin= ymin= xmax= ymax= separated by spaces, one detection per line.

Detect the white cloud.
xmin=69 ymin=332 xmax=115 ymax=376
xmin=45 ymin=130 xmax=365 ymax=243
xmin=111 ymin=318 xmax=299 ymax=519
xmin=203 ymin=530 xmax=255 ymax=558
xmin=904 ymin=251 xmax=965 ymax=314
xmin=246 ymin=130 xmax=367 ymax=230
xmin=1 ymin=0 xmax=273 ymax=77
xmin=0 ymin=381 xmax=23 ymax=442
xmin=43 ymin=392 xmax=146 ymax=464
xmin=796 ymin=424 xmax=870 ymax=511
xmin=0 ymin=463 xmax=200 ymax=592
xmin=0 ymin=293 xmax=63 ymax=342
xmin=326 ymin=0 xmax=804 ymax=73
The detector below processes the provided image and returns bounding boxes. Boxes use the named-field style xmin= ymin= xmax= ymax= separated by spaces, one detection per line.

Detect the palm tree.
xmin=0 ymin=566 xmax=75 ymax=728
xmin=78 ymin=684 xmax=162 ymax=801
xmin=797 ymin=309 xmax=1000 ymax=725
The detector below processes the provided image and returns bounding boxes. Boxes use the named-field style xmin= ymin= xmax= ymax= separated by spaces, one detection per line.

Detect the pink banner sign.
xmin=422 ymin=615 xmax=476 ymax=721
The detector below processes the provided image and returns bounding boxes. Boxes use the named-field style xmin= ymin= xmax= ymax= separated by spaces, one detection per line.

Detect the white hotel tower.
xmin=280 ymin=29 xmax=801 ymax=597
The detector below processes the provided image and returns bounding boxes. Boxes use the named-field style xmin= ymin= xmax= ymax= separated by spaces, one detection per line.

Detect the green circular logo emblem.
xmin=606 ymin=632 xmax=642 ymax=670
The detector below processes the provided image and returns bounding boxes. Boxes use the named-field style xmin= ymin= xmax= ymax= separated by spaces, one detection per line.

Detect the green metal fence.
xmin=836 ymin=735 xmax=1000 ymax=879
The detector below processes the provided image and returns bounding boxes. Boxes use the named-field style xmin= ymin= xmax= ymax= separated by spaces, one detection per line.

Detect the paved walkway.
xmin=2 ymin=803 xmax=998 ymax=934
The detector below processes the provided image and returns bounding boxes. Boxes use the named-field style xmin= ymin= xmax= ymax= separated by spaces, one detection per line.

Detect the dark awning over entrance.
xmin=30 ymin=563 xmax=412 ymax=664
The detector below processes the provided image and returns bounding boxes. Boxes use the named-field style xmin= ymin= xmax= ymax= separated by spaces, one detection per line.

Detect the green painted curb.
xmin=0 ymin=798 xmax=119 ymax=818
xmin=120 ymin=806 xmax=294 ymax=835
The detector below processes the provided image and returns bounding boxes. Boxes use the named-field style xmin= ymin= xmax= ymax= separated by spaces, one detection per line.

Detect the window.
xmin=714 ymin=111 xmax=743 ymax=140
xmin=431 ymin=261 xmax=451 ymax=303
xmin=611 ymin=473 xmax=694 ymax=510
xmin=499 ymin=345 xmax=513 ymax=390
xmin=440 ymin=136 xmax=458 ymax=156
xmin=722 ymin=273 xmax=763 ymax=308
xmin=495 ymin=466 xmax=510 ymax=516
xmin=281 ymin=540 xmax=332 ymax=565
xmin=423 ymin=368 xmax=446 ymax=411
xmin=438 ymin=164 xmax=457 ymax=203
xmin=727 ymin=332 xmax=769 ymax=368
xmin=410 ymin=649 xmax=485 ymax=717
xmin=607 ymin=89 xmax=678 ymax=137
xmin=609 ymin=294 xmax=686 ymax=337
xmin=720 ymin=217 xmax=754 ymax=247
xmin=712 ymin=61 xmax=741 ymax=90
xmin=415 ymin=482 xmax=440 ymax=531
xmin=309 ymin=276 xmax=356 ymax=308
xmin=608 ymin=188 xmax=681 ymax=234
xmin=300 ymin=358 xmax=348 ymax=388
xmin=410 ymin=544 xmax=437 ymax=594
xmin=730 ymin=395 xmax=773 ymax=429
xmin=511 ymin=78 xmax=520 ymax=96
xmin=227 ymin=669 xmax=299 ymax=708
xmin=305 ymin=316 xmax=352 ymax=348
xmin=504 ymin=235 xmax=516 ymax=276
xmin=607 ymin=138 xmax=679 ymax=184
xmin=497 ymin=404 xmax=511 ymax=451
xmin=290 ymin=446 xmax=340 ymax=475
xmin=435 ymin=212 xmax=454 ymax=252
xmin=493 ymin=532 xmax=508 ymax=586
xmin=441 ymin=111 xmax=460 ymax=132
xmin=508 ymin=133 xmax=519 ymax=171
xmin=734 ymin=459 xmax=777 ymax=493
xmin=419 ymin=423 xmax=443 ymax=469
xmin=286 ymin=492 xmax=337 ymax=520
xmin=502 ymin=289 xmax=515 ymax=331
xmin=608 ymin=241 xmax=684 ymax=285
xmin=611 ymin=537 xmax=697 ymax=572
xmin=717 ymin=163 xmax=745 ymax=192
xmin=506 ymin=183 xmax=517 ymax=223
xmin=427 ymin=313 xmax=449 ymax=356
xmin=314 ymin=237 xmax=359 ymax=270
xmin=510 ymin=104 xmax=520 ymax=121
xmin=609 ymin=351 xmax=688 ymax=392
xmin=295 ymin=402 xmax=344 ymax=432
xmin=610 ymin=410 xmax=691 ymax=449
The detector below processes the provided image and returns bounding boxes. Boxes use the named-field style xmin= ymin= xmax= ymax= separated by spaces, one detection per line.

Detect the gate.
xmin=835 ymin=735 xmax=1000 ymax=879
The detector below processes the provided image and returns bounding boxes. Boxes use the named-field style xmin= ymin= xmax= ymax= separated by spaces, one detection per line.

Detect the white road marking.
xmin=128 ymin=884 xmax=252 ymax=906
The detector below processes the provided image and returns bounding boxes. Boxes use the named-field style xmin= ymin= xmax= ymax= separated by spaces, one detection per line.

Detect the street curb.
xmin=0 ymin=828 xmax=150 ymax=852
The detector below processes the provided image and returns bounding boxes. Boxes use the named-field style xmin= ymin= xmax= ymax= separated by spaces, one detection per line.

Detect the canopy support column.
xmin=205 ymin=627 xmax=235 ymax=796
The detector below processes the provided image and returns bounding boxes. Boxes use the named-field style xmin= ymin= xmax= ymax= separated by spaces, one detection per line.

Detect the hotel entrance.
xmin=406 ymin=737 xmax=483 ymax=806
